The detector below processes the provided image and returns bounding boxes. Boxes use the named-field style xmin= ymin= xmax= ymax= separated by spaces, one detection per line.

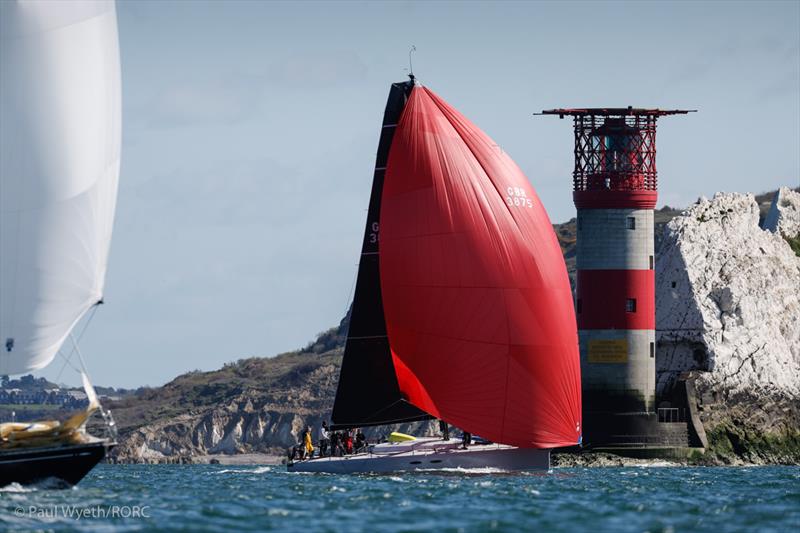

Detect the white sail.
xmin=0 ymin=1 xmax=121 ymax=375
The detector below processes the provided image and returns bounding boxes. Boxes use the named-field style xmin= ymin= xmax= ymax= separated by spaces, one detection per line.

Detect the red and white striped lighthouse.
xmin=540 ymin=108 xmax=692 ymax=446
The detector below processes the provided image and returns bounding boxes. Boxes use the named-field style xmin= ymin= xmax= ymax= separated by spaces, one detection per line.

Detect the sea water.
xmin=1 ymin=464 xmax=798 ymax=532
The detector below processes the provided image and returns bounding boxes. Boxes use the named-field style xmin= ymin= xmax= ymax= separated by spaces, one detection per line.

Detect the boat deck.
xmin=288 ymin=438 xmax=549 ymax=473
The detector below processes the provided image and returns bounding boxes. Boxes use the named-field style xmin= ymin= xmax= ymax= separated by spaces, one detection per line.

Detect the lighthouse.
xmin=540 ymin=108 xmax=693 ymax=447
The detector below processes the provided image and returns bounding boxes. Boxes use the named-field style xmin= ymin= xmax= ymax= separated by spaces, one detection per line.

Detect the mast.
xmin=330 ymin=79 xmax=431 ymax=430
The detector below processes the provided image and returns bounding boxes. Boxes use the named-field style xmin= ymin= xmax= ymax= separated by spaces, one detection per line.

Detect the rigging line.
xmin=74 ymin=303 xmax=100 ymax=347
xmin=70 ymin=326 xmax=113 ymax=426
xmin=342 ymin=265 xmax=359 ymax=321
xmin=55 ymin=347 xmax=83 ymax=383
xmin=69 ymin=332 xmax=92 ymax=382
xmin=54 ymin=304 xmax=100 ymax=382
xmin=408 ymin=45 xmax=416 ymax=77
xmin=54 ymin=353 xmax=71 ymax=384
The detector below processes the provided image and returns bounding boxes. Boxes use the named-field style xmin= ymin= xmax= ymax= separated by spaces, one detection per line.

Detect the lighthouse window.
xmin=626 ymin=217 xmax=636 ymax=230
xmin=626 ymin=298 xmax=637 ymax=313
xmin=650 ymin=342 xmax=655 ymax=358
xmin=649 ymin=255 xmax=654 ymax=270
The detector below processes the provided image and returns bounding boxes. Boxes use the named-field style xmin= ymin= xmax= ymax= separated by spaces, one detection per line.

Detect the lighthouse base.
xmin=582 ymin=411 xmax=690 ymax=449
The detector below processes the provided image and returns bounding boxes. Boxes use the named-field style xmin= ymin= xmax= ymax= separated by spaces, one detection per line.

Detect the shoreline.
xmin=195 ymin=453 xmax=284 ymax=465
xmin=110 ymin=451 xmax=798 ymax=467
xmin=552 ymin=452 xmax=683 ymax=468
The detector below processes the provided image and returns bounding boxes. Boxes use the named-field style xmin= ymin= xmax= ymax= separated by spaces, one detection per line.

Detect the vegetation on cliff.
xmin=108 ymin=350 xmax=342 ymax=436
xmin=784 ymin=233 xmax=800 ymax=257
xmin=701 ymin=425 xmax=800 ymax=465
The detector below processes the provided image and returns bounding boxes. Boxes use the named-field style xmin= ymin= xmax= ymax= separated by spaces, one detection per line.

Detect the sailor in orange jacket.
xmin=303 ymin=426 xmax=314 ymax=459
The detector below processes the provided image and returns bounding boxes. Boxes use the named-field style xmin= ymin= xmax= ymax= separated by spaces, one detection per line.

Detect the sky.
xmin=40 ymin=0 xmax=799 ymax=388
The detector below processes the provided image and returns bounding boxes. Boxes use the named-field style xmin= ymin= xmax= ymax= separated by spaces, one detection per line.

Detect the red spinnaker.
xmin=379 ymin=86 xmax=582 ymax=448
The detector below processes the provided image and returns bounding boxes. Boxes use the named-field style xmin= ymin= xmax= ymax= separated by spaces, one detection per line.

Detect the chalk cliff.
xmin=762 ymin=186 xmax=800 ymax=237
xmin=655 ymin=191 xmax=800 ymax=463
xmin=656 ymin=192 xmax=800 ymax=396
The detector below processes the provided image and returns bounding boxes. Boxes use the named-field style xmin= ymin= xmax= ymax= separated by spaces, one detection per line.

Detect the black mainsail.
xmin=330 ymin=79 xmax=431 ymax=430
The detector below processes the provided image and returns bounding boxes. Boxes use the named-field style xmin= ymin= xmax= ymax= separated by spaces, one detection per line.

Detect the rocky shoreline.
xmin=108 ymin=447 xmax=799 ymax=467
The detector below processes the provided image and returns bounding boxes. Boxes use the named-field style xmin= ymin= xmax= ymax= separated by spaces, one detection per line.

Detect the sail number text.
xmin=369 ymin=222 xmax=379 ymax=244
xmin=506 ymin=186 xmax=533 ymax=208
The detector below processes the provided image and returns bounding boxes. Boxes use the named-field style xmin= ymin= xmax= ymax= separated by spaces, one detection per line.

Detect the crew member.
xmin=344 ymin=429 xmax=354 ymax=454
xmin=439 ymin=419 xmax=449 ymax=441
xmin=319 ymin=421 xmax=330 ymax=457
xmin=303 ymin=426 xmax=314 ymax=459
xmin=354 ymin=428 xmax=367 ymax=453
xmin=331 ymin=431 xmax=344 ymax=456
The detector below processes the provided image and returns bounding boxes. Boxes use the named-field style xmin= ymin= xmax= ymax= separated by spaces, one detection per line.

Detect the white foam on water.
xmin=0 ymin=482 xmax=35 ymax=493
xmin=633 ymin=461 xmax=676 ymax=468
xmin=414 ymin=466 xmax=509 ymax=474
xmin=212 ymin=466 xmax=272 ymax=475
xmin=0 ymin=477 xmax=71 ymax=491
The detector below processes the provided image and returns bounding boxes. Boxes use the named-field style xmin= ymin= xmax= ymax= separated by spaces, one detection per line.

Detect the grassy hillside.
xmin=108 ymin=350 xmax=342 ymax=434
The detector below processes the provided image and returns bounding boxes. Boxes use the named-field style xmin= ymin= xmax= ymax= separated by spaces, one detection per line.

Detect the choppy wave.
xmin=1 ymin=464 xmax=797 ymax=532
xmin=0 ymin=482 xmax=35 ymax=493
xmin=211 ymin=466 xmax=272 ymax=475
xmin=0 ymin=477 xmax=71 ymax=492
xmin=632 ymin=461 xmax=676 ymax=468
xmin=412 ymin=466 xmax=510 ymax=474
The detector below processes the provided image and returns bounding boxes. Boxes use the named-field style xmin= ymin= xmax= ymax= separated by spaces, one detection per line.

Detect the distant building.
xmin=0 ymin=387 xmax=89 ymax=408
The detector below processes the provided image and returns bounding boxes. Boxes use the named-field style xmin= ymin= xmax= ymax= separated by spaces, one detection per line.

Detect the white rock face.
xmin=656 ymin=192 xmax=800 ymax=398
xmin=210 ymin=418 xmax=243 ymax=454
xmin=762 ymin=187 xmax=800 ymax=237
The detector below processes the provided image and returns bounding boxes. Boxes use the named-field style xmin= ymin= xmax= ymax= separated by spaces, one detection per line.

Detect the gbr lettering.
xmin=505 ymin=186 xmax=533 ymax=209
xmin=369 ymin=221 xmax=379 ymax=244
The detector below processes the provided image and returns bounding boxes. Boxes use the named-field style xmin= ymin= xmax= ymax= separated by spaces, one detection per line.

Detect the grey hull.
xmin=287 ymin=445 xmax=550 ymax=474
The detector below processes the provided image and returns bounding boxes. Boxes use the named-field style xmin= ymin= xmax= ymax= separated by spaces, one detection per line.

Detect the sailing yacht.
xmin=0 ymin=0 xmax=121 ymax=486
xmin=288 ymin=78 xmax=582 ymax=473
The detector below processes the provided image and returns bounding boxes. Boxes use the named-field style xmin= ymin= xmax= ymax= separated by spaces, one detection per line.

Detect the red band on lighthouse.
xmin=576 ymin=269 xmax=655 ymax=330
xmin=574 ymin=190 xmax=658 ymax=210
